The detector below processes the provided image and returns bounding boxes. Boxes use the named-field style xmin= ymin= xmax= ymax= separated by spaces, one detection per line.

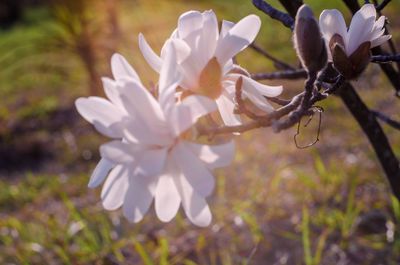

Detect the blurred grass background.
xmin=1 ymin=0 xmax=400 ymax=264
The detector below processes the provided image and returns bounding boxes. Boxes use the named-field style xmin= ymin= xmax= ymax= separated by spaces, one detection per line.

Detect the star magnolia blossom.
xmin=319 ymin=4 xmax=391 ymax=59
xmin=75 ymin=43 xmax=235 ymax=227
xmin=138 ymin=10 xmax=283 ymax=126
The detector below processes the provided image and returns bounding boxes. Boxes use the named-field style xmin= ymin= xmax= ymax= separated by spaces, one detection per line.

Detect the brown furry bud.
xmin=294 ymin=4 xmax=327 ymax=73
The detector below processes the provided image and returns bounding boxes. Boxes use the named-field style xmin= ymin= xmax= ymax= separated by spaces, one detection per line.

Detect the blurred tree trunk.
xmin=105 ymin=0 xmax=121 ymax=60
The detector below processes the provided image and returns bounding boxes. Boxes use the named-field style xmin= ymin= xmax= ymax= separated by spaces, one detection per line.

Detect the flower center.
xmin=197 ymin=57 xmax=223 ymax=99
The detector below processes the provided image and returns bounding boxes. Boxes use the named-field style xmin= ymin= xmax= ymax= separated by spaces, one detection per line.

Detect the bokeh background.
xmin=1 ymin=0 xmax=400 ymax=264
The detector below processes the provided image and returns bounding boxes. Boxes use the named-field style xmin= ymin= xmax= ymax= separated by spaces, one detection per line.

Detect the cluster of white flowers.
xmin=75 ymin=5 xmax=391 ymax=227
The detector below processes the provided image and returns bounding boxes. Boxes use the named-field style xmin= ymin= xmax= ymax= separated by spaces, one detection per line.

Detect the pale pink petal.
xmin=371 ymin=34 xmax=392 ymax=48
xmin=75 ymin=97 xmax=124 ymax=138
xmin=138 ymin=33 xmax=162 ymax=73
xmin=233 ymin=75 xmax=283 ymax=97
xmin=88 ymin=158 xmax=114 ymax=188
xmin=172 ymin=142 xmax=215 ymax=197
xmin=197 ymin=10 xmax=219 ymax=66
xmin=177 ymin=11 xmax=203 ymax=39
xmin=161 ymin=38 xmax=191 ymax=64
xmin=347 ymin=4 xmax=377 ymax=55
xmin=111 ymin=53 xmax=141 ymax=82
xmin=220 ymin=20 xmax=234 ymax=39
xmin=215 ymin=91 xmax=242 ymax=126
xmin=123 ymin=174 xmax=156 ymax=223
xmin=215 ymin=14 xmax=261 ymax=65
xmin=101 ymin=165 xmax=129 ymax=210
xmin=319 ymin=9 xmax=348 ymax=43
xmin=159 ymin=42 xmax=180 ymax=113
xmin=169 ymin=95 xmax=217 ymax=136
xmin=117 ymin=79 xmax=166 ymax=131
xmin=172 ymin=165 xmax=212 ymax=227
xmin=185 ymin=141 xmax=235 ymax=170
xmin=155 ymin=157 xmax=181 ymax=222
xmin=134 ymin=148 xmax=168 ymax=177
xmin=100 ymin=140 xmax=137 ymax=164
xmin=243 ymin=88 xmax=275 ymax=113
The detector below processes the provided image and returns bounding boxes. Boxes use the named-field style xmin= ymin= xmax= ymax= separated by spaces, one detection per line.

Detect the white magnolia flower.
xmin=138 ymin=10 xmax=283 ymax=126
xmin=319 ymin=4 xmax=391 ymax=58
xmin=75 ymin=43 xmax=235 ymax=227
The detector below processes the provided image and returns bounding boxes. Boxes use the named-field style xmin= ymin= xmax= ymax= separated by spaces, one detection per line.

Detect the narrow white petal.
xmin=215 ymin=14 xmax=261 ymax=65
xmin=134 ymin=148 xmax=168 ymax=177
xmin=161 ymin=38 xmax=191 ymax=64
xmin=111 ymin=53 xmax=141 ymax=82
xmin=100 ymin=140 xmax=137 ymax=164
xmin=220 ymin=20 xmax=234 ymax=39
xmin=371 ymin=34 xmax=391 ymax=48
xmin=215 ymin=91 xmax=242 ymax=126
xmin=88 ymin=158 xmax=114 ymax=188
xmin=197 ymin=10 xmax=219 ymax=67
xmin=172 ymin=167 xmax=212 ymax=227
xmin=123 ymin=174 xmax=156 ymax=223
xmin=243 ymin=88 xmax=275 ymax=113
xmin=117 ymin=79 xmax=166 ymax=132
xmin=233 ymin=75 xmax=283 ymax=97
xmin=75 ymin=97 xmax=124 ymax=138
xmin=319 ymin=9 xmax=348 ymax=44
xmin=347 ymin=5 xmax=377 ymax=55
xmin=159 ymin=41 xmax=181 ymax=113
xmin=177 ymin=11 xmax=203 ymax=39
xmin=102 ymin=77 xmax=125 ymax=111
xmin=172 ymin=142 xmax=215 ymax=197
xmin=185 ymin=141 xmax=235 ymax=170
xmin=101 ymin=165 xmax=129 ymax=210
xmin=169 ymin=95 xmax=217 ymax=136
xmin=155 ymin=157 xmax=181 ymax=222
xmin=138 ymin=33 xmax=162 ymax=73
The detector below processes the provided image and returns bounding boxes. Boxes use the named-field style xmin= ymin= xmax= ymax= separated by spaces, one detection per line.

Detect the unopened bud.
xmin=294 ymin=4 xmax=327 ymax=73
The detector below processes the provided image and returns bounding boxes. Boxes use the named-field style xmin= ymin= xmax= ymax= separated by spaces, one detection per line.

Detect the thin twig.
xmin=371 ymin=54 xmax=400 ymax=63
xmin=372 ymin=110 xmax=400 ymax=130
xmin=252 ymin=0 xmax=294 ymax=30
xmin=250 ymin=43 xmax=296 ymax=70
xmin=266 ymin=96 xmax=291 ymax=106
xmin=251 ymin=69 xmax=307 ymax=80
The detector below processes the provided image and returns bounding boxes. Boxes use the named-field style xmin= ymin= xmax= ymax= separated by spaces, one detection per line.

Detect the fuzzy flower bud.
xmin=293 ymin=4 xmax=327 ymax=73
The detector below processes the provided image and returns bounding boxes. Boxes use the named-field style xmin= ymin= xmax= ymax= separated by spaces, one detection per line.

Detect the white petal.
xmin=161 ymin=38 xmax=191 ymax=64
xmin=185 ymin=141 xmax=235 ymax=170
xmin=319 ymin=9 xmax=348 ymax=44
xmin=172 ymin=142 xmax=215 ymax=197
xmin=220 ymin=20 xmax=234 ymax=39
xmin=117 ymin=79 xmax=166 ymax=132
xmin=235 ymin=75 xmax=283 ymax=97
xmin=197 ymin=10 xmax=219 ymax=67
xmin=75 ymin=97 xmax=124 ymax=138
xmin=172 ymin=166 xmax=212 ymax=227
xmin=122 ymin=117 xmax=172 ymax=146
xmin=111 ymin=53 xmax=141 ymax=82
xmin=102 ymin=77 xmax=125 ymax=111
xmin=100 ymin=140 xmax=137 ymax=164
xmin=371 ymin=34 xmax=391 ymax=48
xmin=347 ymin=4 xmax=377 ymax=55
xmin=169 ymin=95 xmax=217 ymax=136
xmin=215 ymin=14 xmax=261 ymax=65
xmin=155 ymin=157 xmax=181 ymax=222
xmin=123 ymin=174 xmax=156 ymax=223
xmin=215 ymin=91 xmax=242 ymax=126
xmin=88 ymin=158 xmax=114 ymax=188
xmin=138 ymin=33 xmax=162 ymax=73
xmin=159 ymin=41 xmax=180 ymax=113
xmin=134 ymin=148 xmax=168 ymax=177
xmin=243 ymin=88 xmax=275 ymax=113
xmin=177 ymin=11 xmax=203 ymax=39
xmin=101 ymin=165 xmax=129 ymax=210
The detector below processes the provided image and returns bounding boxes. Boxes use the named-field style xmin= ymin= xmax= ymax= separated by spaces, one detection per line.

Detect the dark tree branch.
xmin=277 ymin=0 xmax=303 ymax=18
xmin=251 ymin=69 xmax=307 ymax=80
xmin=372 ymin=110 xmax=400 ymax=130
xmin=250 ymin=43 xmax=296 ymax=70
xmin=252 ymin=0 xmax=294 ymax=30
xmin=372 ymin=47 xmax=400 ymax=95
xmin=339 ymin=83 xmax=400 ymax=200
xmin=372 ymin=54 xmax=400 ymax=63
xmin=342 ymin=0 xmax=360 ymax=14
xmin=376 ymin=0 xmax=391 ymax=11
